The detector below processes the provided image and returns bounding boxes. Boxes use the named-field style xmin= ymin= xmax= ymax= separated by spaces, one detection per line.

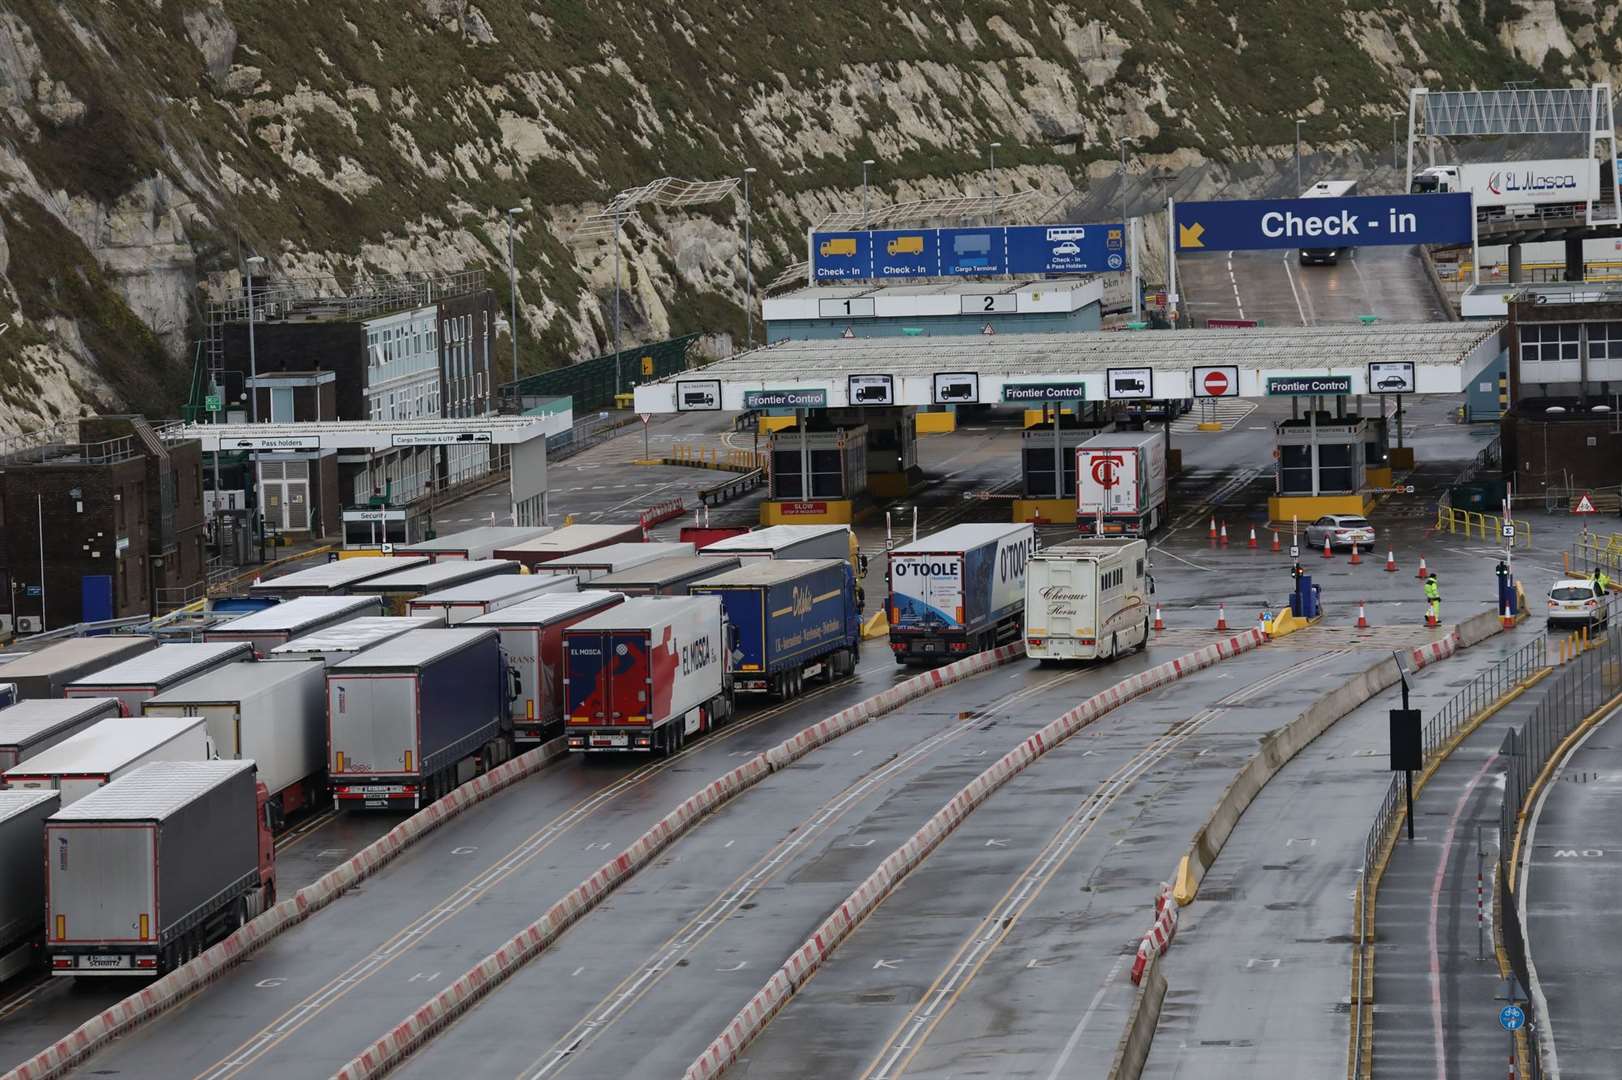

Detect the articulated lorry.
xmin=0 ymin=637 xmax=157 ymax=701
xmin=1075 ymin=430 xmax=1168 ymax=538
xmin=494 ymin=523 xmax=646 ymax=571
xmin=407 ymin=573 xmax=578 ymax=625
xmin=202 ymin=594 xmax=382 ymax=657
xmin=562 ymin=596 xmax=732 ymax=754
xmin=142 ymin=660 xmax=328 ymax=829
xmin=0 ymin=698 xmax=121 ymax=770
xmin=326 ymin=628 xmax=508 ymax=810
xmin=62 ymin=642 xmax=256 ymax=715
xmin=0 ymin=790 xmax=60 ymax=980
xmin=888 ymin=523 xmax=1035 ymax=664
xmin=348 ymin=559 xmax=518 ymax=617
xmin=248 ymin=556 xmax=428 ymax=600
xmin=3 ymin=716 xmax=212 ymax=806
xmin=397 ymin=525 xmax=552 ymax=563
xmin=1023 ymin=539 xmax=1152 ymax=663
xmin=44 ymin=760 xmax=274 ymax=977
xmin=691 ymin=559 xmax=860 ymax=697
xmin=1411 ymin=158 xmax=1614 ymax=220
xmin=467 ymin=591 xmax=625 ymax=745
xmin=266 ymin=615 xmax=442 ymax=665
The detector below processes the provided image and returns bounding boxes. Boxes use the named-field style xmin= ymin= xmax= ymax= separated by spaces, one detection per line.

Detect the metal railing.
xmin=1569 ymin=533 xmax=1622 ymax=578
xmin=698 ymin=469 xmax=766 ymax=508
xmin=1350 ymin=634 xmax=1550 ymax=1080
xmin=1435 ymin=505 xmax=1531 ymax=548
xmin=546 ymin=412 xmax=637 ymax=463
xmin=0 ymin=435 xmax=139 ymax=467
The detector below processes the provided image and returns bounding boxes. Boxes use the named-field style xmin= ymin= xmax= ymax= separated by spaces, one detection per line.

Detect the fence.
xmin=1434 ymin=505 xmax=1531 ymax=548
xmin=667 ymin=444 xmax=767 ymax=473
xmin=1350 ymin=634 xmax=1550 ymax=1080
xmin=498 ymin=333 xmax=701 ymax=415
xmin=1568 ymin=531 xmax=1622 ymax=578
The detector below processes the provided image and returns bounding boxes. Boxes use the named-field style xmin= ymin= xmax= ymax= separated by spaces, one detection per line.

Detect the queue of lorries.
xmin=0 ymin=519 xmax=1154 ymax=984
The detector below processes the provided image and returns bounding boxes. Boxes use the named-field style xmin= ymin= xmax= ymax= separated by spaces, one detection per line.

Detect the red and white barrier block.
xmin=329 ymin=642 xmax=1028 ymax=1080
xmin=682 ymin=629 xmax=1269 ymax=1080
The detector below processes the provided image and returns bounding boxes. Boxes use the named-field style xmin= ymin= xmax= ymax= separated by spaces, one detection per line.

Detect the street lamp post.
xmin=741 ymin=167 xmax=757 ymax=349
xmin=505 ymin=207 xmax=523 ymax=386
xmin=612 ymin=204 xmax=623 ymax=398
xmin=1391 ymin=114 xmax=1400 ymax=179
xmin=244 ymin=255 xmax=265 ymax=561
xmin=861 ymin=158 xmax=875 ymax=225
xmin=988 ymin=142 xmax=1001 ymax=224
xmin=1294 ymin=119 xmax=1305 ymax=195
xmin=1118 ymin=136 xmax=1134 ymax=225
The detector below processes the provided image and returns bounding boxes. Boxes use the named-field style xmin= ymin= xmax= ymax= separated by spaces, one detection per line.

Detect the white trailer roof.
xmin=567 ymin=595 xmax=717 ymax=632
xmin=409 ymin=574 xmax=577 ymax=607
xmin=692 ymin=559 xmax=845 ymax=588
xmin=544 ymin=542 xmax=694 ymax=570
xmin=66 ymin=642 xmax=253 ymax=689
xmin=397 ymin=525 xmax=552 ymax=556
xmin=267 ymin=616 xmax=442 ymax=657
xmin=352 ymin=559 xmax=517 ymax=592
xmin=329 ymin=627 xmax=497 ymax=671
xmin=701 ymin=525 xmax=850 ymax=553
xmin=466 ymin=590 xmax=624 ymax=628
xmin=4 ymin=717 xmax=206 ymax=778
xmin=250 ymin=556 xmax=428 ymax=594
xmin=142 ymin=659 xmax=324 ymax=707
xmin=207 ymin=595 xmax=379 ymax=634
xmin=49 ymin=760 xmax=257 ymax=821
xmin=0 ymin=636 xmax=154 ymax=678
xmin=496 ymin=524 xmax=643 ymax=557
xmin=592 ymin=556 xmax=739 ymax=589
xmin=0 ymin=789 xmax=58 ymax=823
xmin=0 ymin=699 xmax=119 ymax=745
xmin=893 ymin=523 xmax=1032 ymax=554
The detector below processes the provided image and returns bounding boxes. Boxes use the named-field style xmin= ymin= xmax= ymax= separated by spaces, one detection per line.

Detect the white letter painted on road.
xmin=255 ymin=978 xmax=286 ymax=988
xmin=873 ymin=958 xmax=902 ymax=970
xmin=451 ymin=846 xmax=478 ymax=855
xmin=985 ymin=838 xmax=1009 ymax=847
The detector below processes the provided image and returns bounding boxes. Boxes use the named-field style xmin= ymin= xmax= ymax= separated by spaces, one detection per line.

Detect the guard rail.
xmin=698 ymin=469 xmax=765 ymax=507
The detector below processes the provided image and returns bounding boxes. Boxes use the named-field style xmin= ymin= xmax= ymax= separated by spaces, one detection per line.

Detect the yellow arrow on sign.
xmin=1179 ymin=222 xmax=1205 ymax=249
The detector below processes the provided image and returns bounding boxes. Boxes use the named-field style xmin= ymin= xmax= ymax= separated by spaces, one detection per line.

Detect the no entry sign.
xmin=1193 ymin=364 xmax=1240 ymax=398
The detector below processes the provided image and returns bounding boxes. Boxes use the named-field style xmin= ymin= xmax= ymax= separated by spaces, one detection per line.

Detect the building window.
xmin=1520 ymin=322 xmax=1581 ymax=363
xmin=1586 ymin=322 xmax=1622 ymax=360
xmin=270 ymin=387 xmax=294 ymax=423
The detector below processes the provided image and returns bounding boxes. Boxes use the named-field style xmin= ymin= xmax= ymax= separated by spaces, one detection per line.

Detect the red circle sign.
xmin=1202 ymin=370 xmax=1229 ymax=396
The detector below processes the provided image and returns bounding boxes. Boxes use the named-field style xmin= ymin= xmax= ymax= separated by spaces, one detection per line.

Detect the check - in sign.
xmin=1175 ymin=194 xmax=1473 ymax=252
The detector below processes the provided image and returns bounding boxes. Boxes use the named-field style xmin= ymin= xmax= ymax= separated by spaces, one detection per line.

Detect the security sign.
xmin=1193 ymin=364 xmax=1240 ymax=398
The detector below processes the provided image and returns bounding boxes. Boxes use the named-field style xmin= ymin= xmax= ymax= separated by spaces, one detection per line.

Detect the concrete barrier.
xmin=332 ymin=642 xmax=1028 ymax=1080
xmin=1109 ymin=950 xmax=1168 ymax=1080
xmin=684 ymin=630 xmax=1268 ymax=1080
xmin=1172 ymin=627 xmax=1473 ymax=907
xmin=5 ymin=736 xmax=573 ymax=1080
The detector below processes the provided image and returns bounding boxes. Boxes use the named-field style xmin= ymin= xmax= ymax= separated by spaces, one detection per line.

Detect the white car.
xmin=1548 ymin=578 xmax=1608 ymax=629
xmin=1052 ymin=241 xmax=1081 ymax=256
xmin=1303 ymin=514 xmax=1376 ymax=550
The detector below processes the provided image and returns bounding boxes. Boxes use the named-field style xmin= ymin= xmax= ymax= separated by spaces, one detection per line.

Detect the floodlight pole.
xmin=505 ymin=207 xmax=523 ymax=385
xmin=742 ymin=167 xmax=757 ymax=349
xmin=613 ymin=208 xmax=623 ymax=398
xmin=1294 ymin=119 xmax=1305 ymax=194
xmin=861 ymin=159 xmax=875 ymax=225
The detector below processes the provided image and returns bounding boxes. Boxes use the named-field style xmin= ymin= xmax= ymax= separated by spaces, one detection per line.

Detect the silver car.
xmin=1303 ymin=514 xmax=1376 ymax=550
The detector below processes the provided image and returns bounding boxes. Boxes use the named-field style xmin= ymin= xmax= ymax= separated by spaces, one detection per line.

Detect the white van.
xmin=1023 ymin=538 xmax=1151 ymax=662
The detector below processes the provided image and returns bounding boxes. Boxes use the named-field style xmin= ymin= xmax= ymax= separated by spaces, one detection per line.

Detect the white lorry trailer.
xmin=407 ymin=573 xmax=578 ymax=625
xmin=468 ymin=591 xmax=625 ymax=744
xmin=887 ymin=523 xmax=1035 ymax=663
xmin=0 ymin=790 xmax=61 ymax=980
xmin=266 ymin=615 xmax=442 ymax=665
xmin=1075 ymin=430 xmax=1168 ymax=538
xmin=44 ymin=760 xmax=274 ymax=977
xmin=142 ymin=659 xmax=328 ymax=829
xmin=0 ymin=698 xmax=121 ymax=770
xmin=4 ymin=716 xmax=211 ymax=806
xmin=201 ymin=594 xmax=382 ymax=657
xmin=1023 ymin=539 xmax=1152 ymax=662
xmin=62 ymin=642 xmax=255 ymax=715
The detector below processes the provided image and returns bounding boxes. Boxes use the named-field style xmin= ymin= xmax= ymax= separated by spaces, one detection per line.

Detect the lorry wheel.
xmin=1107 ymin=634 xmax=1118 ymax=660
xmin=1137 ymin=620 xmax=1150 ymax=653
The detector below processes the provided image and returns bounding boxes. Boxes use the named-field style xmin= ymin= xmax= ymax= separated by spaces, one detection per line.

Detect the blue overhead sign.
xmin=1174 ymin=193 xmax=1473 ymax=252
xmin=810 ymin=222 xmax=1125 ymax=281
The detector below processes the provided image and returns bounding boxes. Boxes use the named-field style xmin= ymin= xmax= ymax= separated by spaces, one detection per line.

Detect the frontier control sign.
xmin=1267 ymin=376 xmax=1352 ymax=397
xmin=1175 ymin=193 xmax=1473 ymax=252
xmin=742 ymin=388 xmax=828 ymax=409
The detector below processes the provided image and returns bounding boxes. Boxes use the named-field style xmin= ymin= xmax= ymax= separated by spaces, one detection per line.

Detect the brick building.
xmin=207 ymin=272 xmax=499 ymax=539
xmin=0 ymin=417 xmax=206 ymax=632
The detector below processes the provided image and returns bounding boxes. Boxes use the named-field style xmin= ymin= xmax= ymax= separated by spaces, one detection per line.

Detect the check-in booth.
xmin=768 ymin=423 xmax=868 ymax=503
xmin=1275 ymin=414 xmax=1369 ymax=496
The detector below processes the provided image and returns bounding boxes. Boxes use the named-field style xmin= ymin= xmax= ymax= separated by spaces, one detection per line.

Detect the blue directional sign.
xmin=812 ymin=231 xmax=873 ymax=280
xmin=1499 ymin=1005 xmax=1526 ymax=1031
xmin=1174 ymin=194 xmax=1474 ymax=253
xmin=809 ymin=221 xmax=1126 ymax=281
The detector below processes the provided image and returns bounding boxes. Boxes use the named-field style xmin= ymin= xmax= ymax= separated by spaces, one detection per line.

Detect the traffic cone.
xmin=1357 ymin=601 xmax=1369 ymax=629
xmin=1209 ymin=517 xmax=1218 ymax=542
xmin=1215 ymin=604 xmax=1228 ymax=631
xmin=1384 ymin=549 xmax=1398 ymax=573
xmin=1247 ymin=527 xmax=1259 ymax=549
xmin=1416 ymin=556 xmax=1428 ymax=580
xmin=1153 ymin=605 xmax=1165 ymax=632
xmin=1322 ymin=536 xmax=1334 ymax=559
xmin=1349 ymin=542 xmax=1362 ymax=565
xmin=1271 ymin=531 xmax=1282 ymax=553
xmin=1425 ymin=603 xmax=1439 ymax=628
xmin=1502 ymin=603 xmax=1515 ymax=629
xmin=1219 ymin=522 xmax=1229 ymax=547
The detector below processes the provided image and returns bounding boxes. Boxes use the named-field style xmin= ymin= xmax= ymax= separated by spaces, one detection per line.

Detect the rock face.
xmin=0 ymin=1 xmax=1614 ymax=432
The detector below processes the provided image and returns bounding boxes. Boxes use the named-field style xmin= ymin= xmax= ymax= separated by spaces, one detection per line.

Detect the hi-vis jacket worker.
xmin=1424 ymin=574 xmax=1441 ymax=603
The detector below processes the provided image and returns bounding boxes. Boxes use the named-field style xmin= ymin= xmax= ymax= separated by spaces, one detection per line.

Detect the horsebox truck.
xmin=1023 ymin=539 xmax=1152 ymax=663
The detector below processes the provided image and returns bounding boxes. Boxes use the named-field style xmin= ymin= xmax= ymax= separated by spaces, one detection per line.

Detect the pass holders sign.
xmin=1194 ymin=364 xmax=1240 ymax=398
xmin=1266 ymin=375 xmax=1352 ymax=397
xmin=933 ymin=372 xmax=980 ymax=404
xmin=847 ymin=374 xmax=894 ymax=406
xmin=1174 ymin=193 xmax=1474 ymax=252
xmin=1001 ymin=381 xmax=1086 ymax=404
xmin=676 ymin=379 xmax=722 ymax=412
xmin=1107 ymin=367 xmax=1154 ymax=400
xmin=743 ymin=388 xmax=828 ymax=410
xmin=228 ymin=434 xmax=320 ymax=451
xmin=1368 ymin=361 xmax=1416 ymax=394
